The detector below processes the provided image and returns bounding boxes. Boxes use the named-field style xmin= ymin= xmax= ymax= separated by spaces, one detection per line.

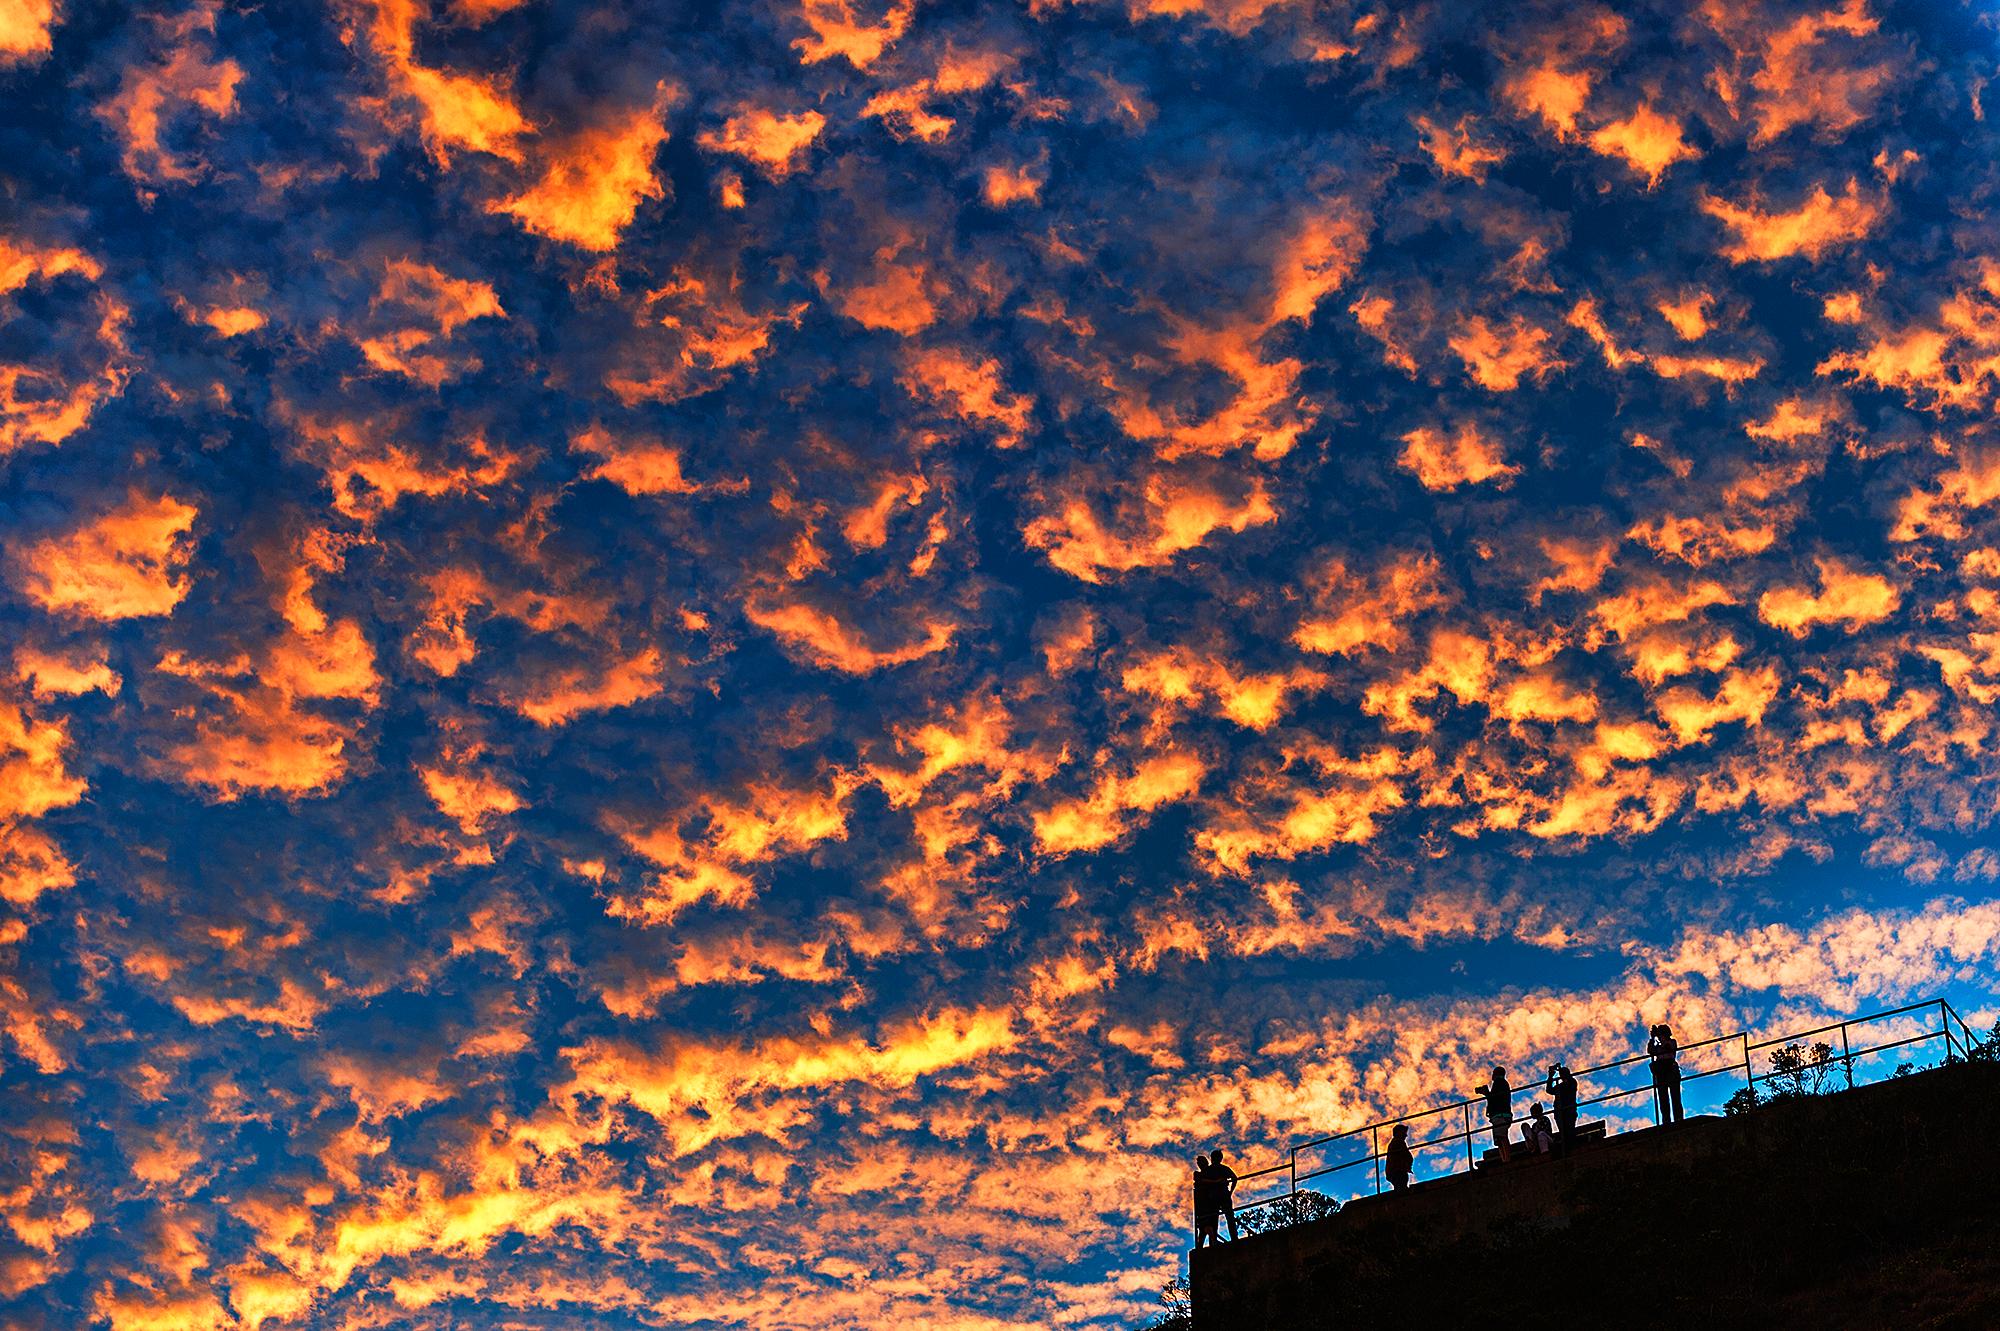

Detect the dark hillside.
xmin=1193 ymin=1063 xmax=2000 ymax=1330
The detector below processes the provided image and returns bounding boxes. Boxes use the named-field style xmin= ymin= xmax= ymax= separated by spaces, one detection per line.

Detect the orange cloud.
xmin=1362 ymin=629 xmax=1496 ymax=731
xmin=1397 ymin=422 xmax=1520 ymax=489
xmin=1196 ymin=778 xmax=1405 ymax=872
xmin=792 ymin=0 xmax=912 ymax=67
xmin=900 ymin=346 xmax=1034 ymax=446
xmin=95 ymin=10 xmax=242 ymax=186
xmin=564 ymin=1004 xmax=1013 ymax=1156
xmin=0 ymin=0 xmax=55 ymax=63
xmin=1413 ymin=114 xmax=1505 ymax=182
xmin=0 ymin=699 xmax=85 ymax=820
xmin=14 ymin=492 xmax=197 ymax=620
xmin=0 ymin=821 xmax=75 ymax=905
xmin=1448 ymin=315 xmax=1564 ymax=390
xmin=1891 ymin=449 xmax=2000 ymax=542
xmin=1588 ymin=577 xmax=1735 ymax=647
xmin=1657 ymin=292 xmax=1712 ymax=340
xmin=1567 ymin=296 xmax=1643 ymax=370
xmin=13 ymin=646 xmax=118 ymax=699
xmin=1498 ymin=10 xmax=1628 ymax=138
xmin=1294 ymin=553 xmax=1446 ymax=655
xmin=1708 ymin=0 xmax=1893 ymax=148
xmin=569 ymin=426 xmax=704 ymax=496
xmin=1626 ymin=513 xmax=1777 ymax=565
xmin=420 ymin=763 xmax=525 ymax=833
xmin=1534 ymin=535 xmax=1617 ymax=599
xmin=1648 ymin=352 xmax=1765 ymax=384
xmin=278 ymin=407 xmax=522 ymax=521
xmin=512 ymin=649 xmax=664 ymax=727
xmin=1032 ymin=750 xmax=1205 ymax=855
xmin=610 ymin=775 xmax=855 ymax=926
xmin=489 ymin=104 xmax=669 ymax=250
xmin=1757 ymin=559 xmax=1900 ymax=635
xmin=1587 ymin=102 xmax=1696 ymax=185
xmin=827 ymin=251 xmax=936 ymax=335
xmin=981 ymin=162 xmax=1043 ymax=207
xmin=1023 ymin=474 xmax=1276 ymax=582
xmin=1120 ymin=648 xmax=1326 ymax=730
xmin=744 ymin=599 xmax=956 ymax=674
xmin=696 ymin=108 xmax=826 ymax=177
xmin=0 ymin=235 xmax=97 ymax=293
xmin=361 ymin=0 xmax=533 ymax=164
xmin=1655 ymin=664 xmax=1782 ymax=744
xmin=1702 ymin=178 xmax=1881 ymax=263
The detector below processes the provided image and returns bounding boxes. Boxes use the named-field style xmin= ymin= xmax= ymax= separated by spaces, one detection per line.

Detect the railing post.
xmin=1841 ymin=1021 xmax=1854 ymax=1089
xmin=1941 ymin=1000 xmax=1957 ymax=1061
xmin=1372 ymin=1125 xmax=1383 ymax=1195
xmin=1289 ymin=1147 xmax=1298 ymax=1200
xmin=1741 ymin=1032 xmax=1754 ymax=1101
xmin=1462 ymin=1102 xmax=1475 ymax=1174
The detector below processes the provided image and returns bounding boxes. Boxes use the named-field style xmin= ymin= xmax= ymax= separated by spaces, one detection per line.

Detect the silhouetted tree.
xmin=1764 ymin=1040 xmax=1840 ymax=1099
xmin=1136 ymin=1274 xmax=1191 ymax=1330
xmin=1965 ymin=1020 xmax=2000 ymax=1063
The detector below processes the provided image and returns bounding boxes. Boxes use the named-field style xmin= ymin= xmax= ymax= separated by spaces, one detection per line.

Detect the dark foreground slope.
xmin=1192 ymin=1062 xmax=2000 ymax=1330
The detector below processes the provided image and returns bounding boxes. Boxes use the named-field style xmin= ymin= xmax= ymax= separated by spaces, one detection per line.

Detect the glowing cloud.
xmin=1702 ymin=179 xmax=1881 ymax=262
xmin=1397 ymin=422 xmax=1521 ymax=489
xmin=489 ymin=105 xmax=670 ymax=250
xmin=697 ymin=108 xmax=826 ymax=177
xmin=14 ymin=492 xmax=198 ymax=620
xmin=1757 ymin=559 xmax=1900 ymax=635
xmin=0 ymin=0 xmax=56 ymax=63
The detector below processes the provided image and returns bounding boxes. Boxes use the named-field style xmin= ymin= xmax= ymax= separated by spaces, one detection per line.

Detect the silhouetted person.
xmin=1527 ymin=1103 xmax=1554 ymax=1154
xmin=1386 ymin=1123 xmax=1413 ymax=1191
xmin=1545 ymin=1061 xmax=1579 ymax=1149
xmin=1210 ymin=1146 xmax=1240 ymax=1239
xmin=1476 ymin=1066 xmax=1513 ymax=1163
xmin=1192 ymin=1154 xmax=1222 ymax=1248
xmin=1648 ymin=1023 xmax=1685 ymax=1124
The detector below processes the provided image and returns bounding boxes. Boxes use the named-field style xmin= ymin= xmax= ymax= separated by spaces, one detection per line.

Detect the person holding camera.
xmin=1475 ymin=1066 xmax=1513 ymax=1163
xmin=1648 ymin=1023 xmax=1684 ymax=1124
xmin=1545 ymin=1061 xmax=1579 ymax=1149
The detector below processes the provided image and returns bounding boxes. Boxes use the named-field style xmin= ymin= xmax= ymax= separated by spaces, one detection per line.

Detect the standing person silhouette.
xmin=1210 ymin=1146 xmax=1240 ymax=1240
xmin=1385 ymin=1123 xmax=1414 ymax=1192
xmin=1476 ymin=1067 xmax=1513 ymax=1163
xmin=1545 ymin=1061 xmax=1579 ymax=1150
xmin=1648 ymin=1023 xmax=1685 ymax=1124
xmin=1192 ymin=1154 xmax=1221 ymax=1248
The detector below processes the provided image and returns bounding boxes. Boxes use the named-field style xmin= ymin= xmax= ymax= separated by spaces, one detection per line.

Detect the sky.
xmin=4 ymin=0 xmax=2000 ymax=1325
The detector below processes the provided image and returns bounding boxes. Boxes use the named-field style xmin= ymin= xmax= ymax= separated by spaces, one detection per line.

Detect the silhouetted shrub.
xmin=1236 ymin=1190 xmax=1339 ymax=1236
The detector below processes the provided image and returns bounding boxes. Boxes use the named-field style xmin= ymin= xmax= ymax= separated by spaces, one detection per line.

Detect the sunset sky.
xmin=6 ymin=0 xmax=2000 ymax=1325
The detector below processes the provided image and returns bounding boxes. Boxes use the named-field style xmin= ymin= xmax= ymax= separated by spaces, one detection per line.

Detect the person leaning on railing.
xmin=1191 ymin=1153 xmax=1223 ymax=1248
xmin=1209 ymin=1146 xmax=1240 ymax=1239
xmin=1474 ymin=1067 xmax=1513 ymax=1163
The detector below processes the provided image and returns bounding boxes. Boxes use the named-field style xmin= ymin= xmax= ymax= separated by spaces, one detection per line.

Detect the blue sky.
xmin=4 ymin=0 xmax=2000 ymax=1326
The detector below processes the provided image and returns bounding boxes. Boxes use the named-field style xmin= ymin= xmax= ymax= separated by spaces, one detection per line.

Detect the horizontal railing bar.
xmin=1745 ymin=1005 xmax=1947 ymax=1051
xmin=1294 ymin=1035 xmax=1751 ymax=1161
xmin=1200 ymin=997 xmax=1981 ymax=1236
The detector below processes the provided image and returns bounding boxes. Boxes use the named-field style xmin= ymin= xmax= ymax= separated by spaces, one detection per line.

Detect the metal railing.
xmin=1208 ymin=996 xmax=1983 ymax=1229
